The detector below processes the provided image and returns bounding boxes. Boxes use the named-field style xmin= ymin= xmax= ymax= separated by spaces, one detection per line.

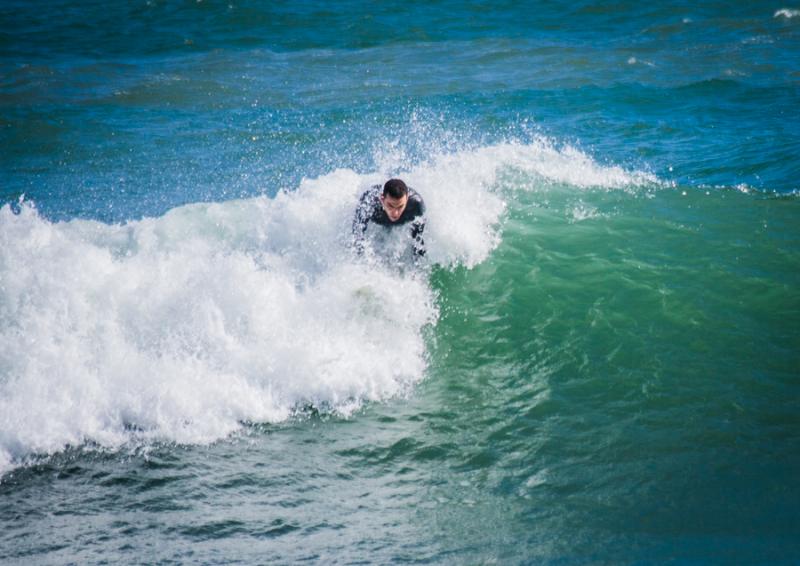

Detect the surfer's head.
xmin=380 ymin=179 xmax=409 ymax=222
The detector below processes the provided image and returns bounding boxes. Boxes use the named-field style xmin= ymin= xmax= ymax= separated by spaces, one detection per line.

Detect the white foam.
xmin=0 ymin=180 xmax=436 ymax=474
xmin=774 ymin=8 xmax=800 ymax=18
xmin=569 ymin=201 xmax=603 ymax=222
xmin=627 ymin=57 xmax=656 ymax=67
xmin=0 ymin=140 xmax=657 ymax=475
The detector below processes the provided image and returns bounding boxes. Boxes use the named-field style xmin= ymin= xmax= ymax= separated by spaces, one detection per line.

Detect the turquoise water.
xmin=2 ymin=1 xmax=800 ymax=563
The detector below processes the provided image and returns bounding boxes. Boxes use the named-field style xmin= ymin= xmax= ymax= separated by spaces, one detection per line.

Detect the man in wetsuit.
xmin=352 ymin=178 xmax=426 ymax=257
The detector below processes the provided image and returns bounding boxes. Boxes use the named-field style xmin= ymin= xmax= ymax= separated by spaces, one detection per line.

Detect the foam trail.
xmin=0 ymin=140 xmax=656 ymax=475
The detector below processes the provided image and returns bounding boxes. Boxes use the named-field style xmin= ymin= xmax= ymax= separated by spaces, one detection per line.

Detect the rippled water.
xmin=2 ymin=1 xmax=799 ymax=563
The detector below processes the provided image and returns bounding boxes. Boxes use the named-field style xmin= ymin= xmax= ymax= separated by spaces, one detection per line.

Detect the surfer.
xmin=352 ymin=178 xmax=426 ymax=258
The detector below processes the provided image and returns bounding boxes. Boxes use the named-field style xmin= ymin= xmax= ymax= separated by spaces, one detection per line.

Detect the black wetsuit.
xmin=352 ymin=184 xmax=426 ymax=256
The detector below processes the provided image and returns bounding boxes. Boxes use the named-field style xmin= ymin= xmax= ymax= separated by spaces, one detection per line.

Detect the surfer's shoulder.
xmin=358 ymin=184 xmax=382 ymax=203
xmin=406 ymin=187 xmax=425 ymax=214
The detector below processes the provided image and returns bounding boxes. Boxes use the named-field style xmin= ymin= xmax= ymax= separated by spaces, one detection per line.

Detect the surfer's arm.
xmin=410 ymin=217 xmax=426 ymax=257
xmin=351 ymin=195 xmax=371 ymax=255
xmin=408 ymin=190 xmax=426 ymax=257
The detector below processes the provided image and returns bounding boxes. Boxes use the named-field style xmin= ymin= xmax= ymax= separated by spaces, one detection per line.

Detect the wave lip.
xmin=478 ymin=139 xmax=662 ymax=191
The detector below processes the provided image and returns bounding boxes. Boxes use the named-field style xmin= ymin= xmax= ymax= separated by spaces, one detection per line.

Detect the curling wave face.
xmin=0 ymin=140 xmax=654 ymax=475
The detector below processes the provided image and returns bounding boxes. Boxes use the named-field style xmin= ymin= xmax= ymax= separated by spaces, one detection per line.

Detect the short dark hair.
xmin=383 ymin=178 xmax=408 ymax=199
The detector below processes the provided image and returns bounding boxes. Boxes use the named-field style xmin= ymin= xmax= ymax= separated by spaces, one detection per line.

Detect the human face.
xmin=380 ymin=194 xmax=408 ymax=222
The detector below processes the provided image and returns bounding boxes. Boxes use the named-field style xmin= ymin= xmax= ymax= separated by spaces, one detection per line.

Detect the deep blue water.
xmin=2 ymin=1 xmax=799 ymax=563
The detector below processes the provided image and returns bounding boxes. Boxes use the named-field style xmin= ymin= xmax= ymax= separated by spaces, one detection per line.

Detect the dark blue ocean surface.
xmin=3 ymin=0 xmax=798 ymax=222
xmin=2 ymin=1 xmax=799 ymax=563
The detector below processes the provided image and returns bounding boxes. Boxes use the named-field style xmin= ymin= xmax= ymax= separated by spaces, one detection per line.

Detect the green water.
xmin=423 ymin=184 xmax=800 ymax=560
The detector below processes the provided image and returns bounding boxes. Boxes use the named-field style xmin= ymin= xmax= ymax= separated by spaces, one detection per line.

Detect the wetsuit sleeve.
xmin=410 ymin=215 xmax=426 ymax=257
xmin=351 ymin=190 xmax=372 ymax=255
xmin=405 ymin=189 xmax=426 ymax=257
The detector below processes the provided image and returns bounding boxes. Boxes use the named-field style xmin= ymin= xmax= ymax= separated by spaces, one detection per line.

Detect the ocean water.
xmin=1 ymin=1 xmax=799 ymax=563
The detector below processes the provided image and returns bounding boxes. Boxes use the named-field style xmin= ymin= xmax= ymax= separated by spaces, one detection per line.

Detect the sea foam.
xmin=0 ymin=140 xmax=654 ymax=475
xmin=774 ymin=8 xmax=800 ymax=18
